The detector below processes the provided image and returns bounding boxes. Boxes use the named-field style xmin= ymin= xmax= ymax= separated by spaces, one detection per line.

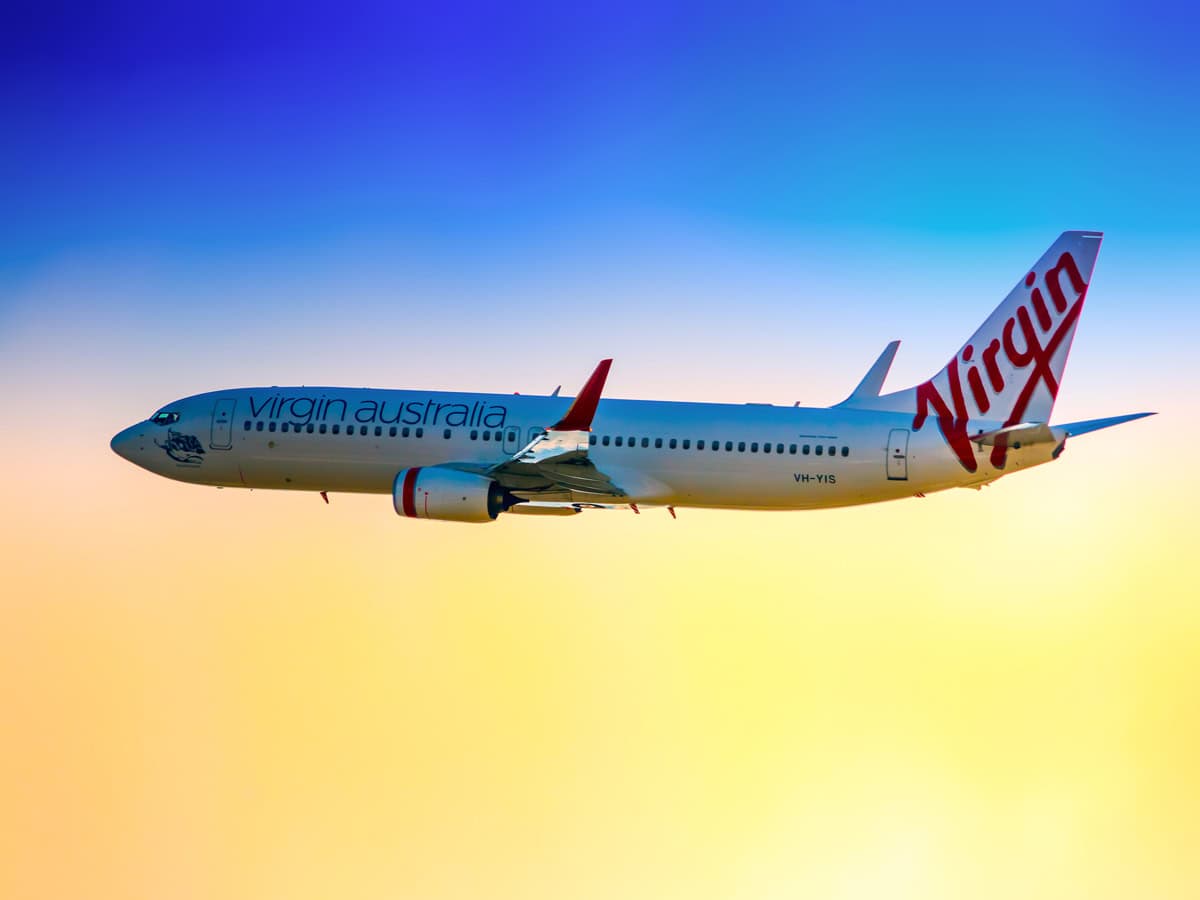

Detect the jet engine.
xmin=392 ymin=467 xmax=514 ymax=523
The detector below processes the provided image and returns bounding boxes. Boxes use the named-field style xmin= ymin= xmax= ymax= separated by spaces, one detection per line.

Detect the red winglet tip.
xmin=551 ymin=359 xmax=612 ymax=431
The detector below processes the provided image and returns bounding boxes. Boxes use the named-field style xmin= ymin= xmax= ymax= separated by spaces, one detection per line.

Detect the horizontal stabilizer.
xmin=970 ymin=422 xmax=1055 ymax=447
xmin=970 ymin=412 xmax=1155 ymax=447
xmin=1057 ymin=412 xmax=1156 ymax=437
xmin=835 ymin=340 xmax=900 ymax=407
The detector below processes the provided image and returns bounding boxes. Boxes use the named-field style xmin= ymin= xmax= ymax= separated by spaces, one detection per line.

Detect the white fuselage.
xmin=110 ymin=387 xmax=1060 ymax=510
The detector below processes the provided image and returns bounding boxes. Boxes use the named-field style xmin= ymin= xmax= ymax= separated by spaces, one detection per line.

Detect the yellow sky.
xmin=1 ymin=399 xmax=1196 ymax=899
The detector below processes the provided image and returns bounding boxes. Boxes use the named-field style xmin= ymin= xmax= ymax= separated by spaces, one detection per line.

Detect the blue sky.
xmin=1 ymin=1 xmax=1195 ymax=416
xmin=5 ymin=1 xmax=1200 ymax=275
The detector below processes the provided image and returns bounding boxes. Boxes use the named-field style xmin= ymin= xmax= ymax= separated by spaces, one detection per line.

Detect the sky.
xmin=2 ymin=2 xmax=1198 ymax=899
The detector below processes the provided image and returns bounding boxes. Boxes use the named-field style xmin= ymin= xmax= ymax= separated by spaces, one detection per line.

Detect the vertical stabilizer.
xmin=853 ymin=231 xmax=1103 ymax=473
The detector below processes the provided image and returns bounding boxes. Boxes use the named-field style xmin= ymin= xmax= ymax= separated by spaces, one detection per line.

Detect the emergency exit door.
xmin=886 ymin=428 xmax=909 ymax=481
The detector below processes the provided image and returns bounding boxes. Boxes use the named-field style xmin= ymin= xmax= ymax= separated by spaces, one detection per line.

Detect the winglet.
xmin=551 ymin=359 xmax=612 ymax=431
xmin=835 ymin=340 xmax=900 ymax=407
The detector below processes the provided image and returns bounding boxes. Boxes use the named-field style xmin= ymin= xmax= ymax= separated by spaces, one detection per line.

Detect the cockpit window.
xmin=150 ymin=412 xmax=180 ymax=426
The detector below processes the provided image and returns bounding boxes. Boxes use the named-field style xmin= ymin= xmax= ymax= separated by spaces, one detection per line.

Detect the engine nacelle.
xmin=393 ymin=467 xmax=508 ymax=523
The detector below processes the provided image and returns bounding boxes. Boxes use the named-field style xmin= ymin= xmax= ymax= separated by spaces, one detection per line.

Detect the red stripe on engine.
xmin=401 ymin=467 xmax=421 ymax=518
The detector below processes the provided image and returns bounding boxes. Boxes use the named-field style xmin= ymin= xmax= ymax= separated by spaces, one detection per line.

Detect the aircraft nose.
xmin=110 ymin=424 xmax=144 ymax=463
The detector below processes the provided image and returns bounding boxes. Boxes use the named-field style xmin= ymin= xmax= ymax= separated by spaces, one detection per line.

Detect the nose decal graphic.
xmin=155 ymin=430 xmax=206 ymax=465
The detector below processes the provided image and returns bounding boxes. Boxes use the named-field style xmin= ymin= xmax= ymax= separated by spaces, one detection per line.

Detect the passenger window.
xmin=389 ymin=426 xmax=396 ymax=437
xmin=776 ymin=443 xmax=784 ymax=454
xmin=443 ymin=428 xmax=451 ymax=439
xmin=655 ymin=438 xmax=663 ymax=449
xmin=401 ymin=427 xmax=410 ymax=438
xmin=243 ymin=420 xmax=251 ymax=431
xmin=320 ymin=424 xmax=327 ymax=434
xmin=615 ymin=436 xmax=623 ymax=447
xmin=602 ymin=435 xmax=611 ymax=446
xmin=725 ymin=441 xmax=733 ymax=451
xmin=359 ymin=426 xmax=367 ymax=436
xmin=763 ymin=443 xmax=771 ymax=454
xmin=256 ymin=421 xmax=264 ymax=432
xmin=841 ymin=446 xmax=849 ymax=457
xmin=828 ymin=445 xmax=835 ymax=456
xmin=789 ymin=444 xmax=796 ymax=454
xmin=470 ymin=430 xmax=478 ymax=440
xmin=416 ymin=428 xmax=424 ymax=438
xmin=589 ymin=434 xmax=597 ymax=445
xmin=750 ymin=442 xmax=758 ymax=452
xmin=482 ymin=430 xmax=490 ymax=441
xmin=802 ymin=444 xmax=809 ymax=455
xmin=305 ymin=424 xmax=313 ymax=433
xmin=332 ymin=424 xmax=340 ymax=435
xmin=628 ymin=436 xmax=635 ymax=447
xmin=269 ymin=422 xmax=277 ymax=433
xmin=697 ymin=440 xmax=704 ymax=450
xmin=815 ymin=445 xmax=823 ymax=456
xmin=738 ymin=441 xmax=746 ymax=452
xmin=281 ymin=423 xmax=290 ymax=433
xmin=641 ymin=437 xmax=649 ymax=448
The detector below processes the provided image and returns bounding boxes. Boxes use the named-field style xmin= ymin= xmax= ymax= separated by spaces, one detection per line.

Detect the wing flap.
xmin=487 ymin=359 xmax=628 ymax=501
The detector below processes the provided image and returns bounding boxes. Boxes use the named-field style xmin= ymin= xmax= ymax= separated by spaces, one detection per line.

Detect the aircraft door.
xmin=211 ymin=398 xmax=236 ymax=450
xmin=502 ymin=425 xmax=523 ymax=455
xmin=886 ymin=428 xmax=909 ymax=481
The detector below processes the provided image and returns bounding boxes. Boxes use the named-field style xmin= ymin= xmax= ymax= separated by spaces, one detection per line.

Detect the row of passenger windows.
xmin=244 ymin=420 xmax=427 ymax=438
xmin=244 ymin=419 xmax=850 ymax=457
xmin=586 ymin=434 xmax=849 ymax=456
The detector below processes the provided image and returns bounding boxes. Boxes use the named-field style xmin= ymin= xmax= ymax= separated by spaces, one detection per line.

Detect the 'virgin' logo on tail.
xmin=913 ymin=251 xmax=1089 ymax=472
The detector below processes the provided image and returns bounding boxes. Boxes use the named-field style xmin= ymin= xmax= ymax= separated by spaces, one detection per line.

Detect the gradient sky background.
xmin=2 ymin=3 xmax=1198 ymax=899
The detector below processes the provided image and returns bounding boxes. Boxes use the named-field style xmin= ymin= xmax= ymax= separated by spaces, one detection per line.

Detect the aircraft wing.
xmin=483 ymin=359 xmax=629 ymax=503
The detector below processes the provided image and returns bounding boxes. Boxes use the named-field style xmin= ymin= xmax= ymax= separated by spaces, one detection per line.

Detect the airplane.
xmin=111 ymin=231 xmax=1153 ymax=522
